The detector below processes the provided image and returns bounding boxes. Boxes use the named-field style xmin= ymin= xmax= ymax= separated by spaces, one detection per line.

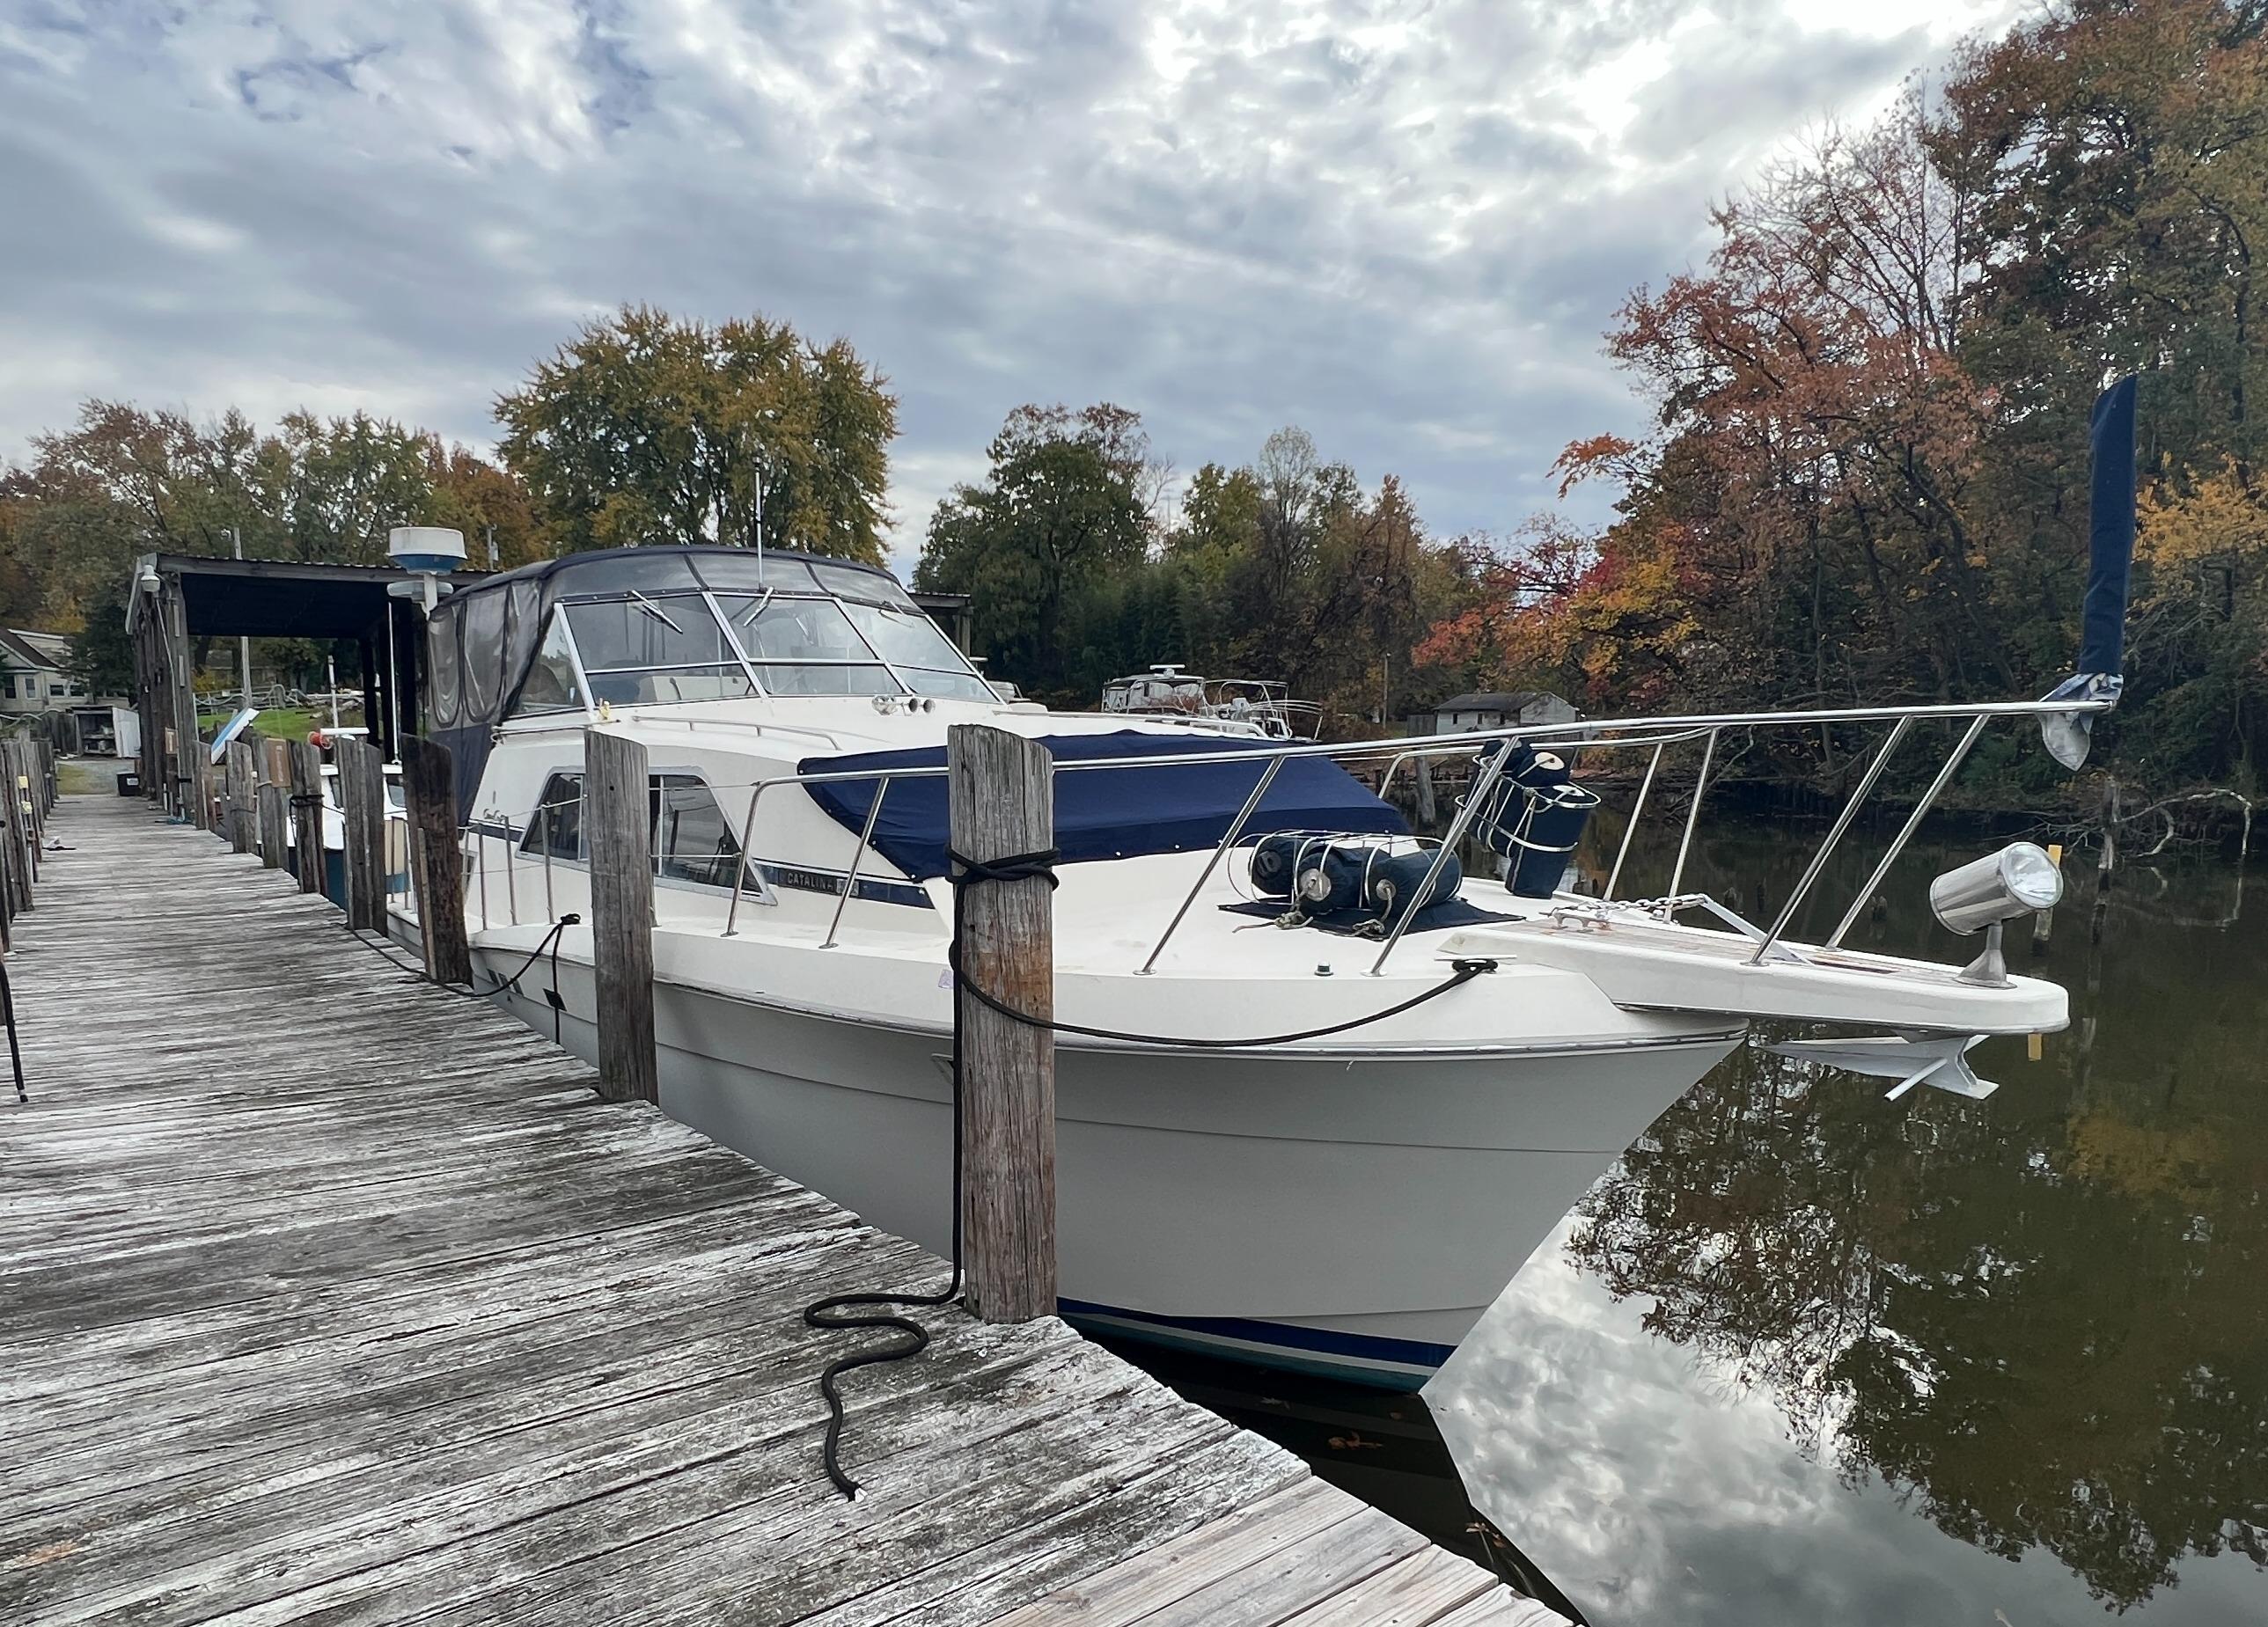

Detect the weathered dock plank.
xmin=0 ymin=794 xmax=1557 ymax=1626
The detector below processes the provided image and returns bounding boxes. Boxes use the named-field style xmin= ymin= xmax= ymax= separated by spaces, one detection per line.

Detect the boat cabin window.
xmin=522 ymin=772 xmax=585 ymax=861
xmin=515 ymin=768 xmax=745 ymax=890
xmin=652 ymin=773 xmax=743 ymax=887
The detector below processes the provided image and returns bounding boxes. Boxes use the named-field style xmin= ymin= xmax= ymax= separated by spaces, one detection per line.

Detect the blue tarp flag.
xmin=2080 ymin=375 xmax=2138 ymax=678
xmin=798 ymin=731 xmax=1407 ymax=882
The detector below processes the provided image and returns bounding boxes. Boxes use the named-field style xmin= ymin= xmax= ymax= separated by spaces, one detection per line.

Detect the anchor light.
xmin=1928 ymin=841 xmax=2064 ymax=985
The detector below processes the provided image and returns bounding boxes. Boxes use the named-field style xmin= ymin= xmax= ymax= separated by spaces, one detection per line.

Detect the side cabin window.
xmin=516 ymin=769 xmax=744 ymax=890
xmin=523 ymin=772 xmax=585 ymax=860
xmin=652 ymin=774 xmax=743 ymax=887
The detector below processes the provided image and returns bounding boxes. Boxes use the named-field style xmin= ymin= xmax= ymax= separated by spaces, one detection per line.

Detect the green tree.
xmin=495 ymin=304 xmax=895 ymax=563
xmin=914 ymin=403 xmax=1152 ymax=699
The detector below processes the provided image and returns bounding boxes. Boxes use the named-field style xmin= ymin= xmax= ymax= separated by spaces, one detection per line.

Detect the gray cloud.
xmin=0 ymin=0 xmax=2008 ymax=574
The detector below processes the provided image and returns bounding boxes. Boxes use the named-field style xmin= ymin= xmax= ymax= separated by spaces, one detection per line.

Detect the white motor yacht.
xmin=412 ymin=545 xmax=2104 ymax=1388
xmin=1102 ymin=665 xmax=1325 ymax=740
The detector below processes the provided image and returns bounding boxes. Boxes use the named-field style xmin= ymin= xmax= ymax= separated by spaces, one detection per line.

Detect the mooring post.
xmin=225 ymin=739 xmax=256 ymax=854
xmin=0 ymin=745 xmax=29 ymax=912
xmin=257 ymin=737 xmax=290 ymax=867
xmin=336 ymin=737 xmax=387 ymax=933
xmin=2032 ymin=841 xmax=2062 ymax=954
xmin=287 ymin=739 xmax=325 ymax=897
xmin=2092 ymin=779 xmax=2118 ymax=945
xmin=583 ymin=729 xmax=657 ymax=1103
xmin=400 ymin=737 xmax=473 ymax=985
xmin=947 ymin=722 xmax=1058 ymax=1323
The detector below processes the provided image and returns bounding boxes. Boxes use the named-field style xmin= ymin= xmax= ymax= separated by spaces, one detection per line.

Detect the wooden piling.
xmin=2098 ymin=779 xmax=2118 ymax=891
xmin=256 ymin=783 xmax=288 ymax=869
xmin=224 ymin=739 xmax=256 ymax=854
xmin=947 ymin=722 xmax=1058 ymax=1323
xmin=400 ymin=736 xmax=473 ymax=986
xmin=0 ymin=745 xmax=29 ymax=919
xmin=1413 ymin=756 xmax=1438 ymax=827
xmin=2092 ymin=781 xmax=2118 ymax=944
xmin=2031 ymin=841 xmax=2061 ymax=954
xmin=288 ymin=739 xmax=325 ymax=897
xmin=583 ymin=729 xmax=657 ymax=1104
xmin=335 ymin=737 xmax=387 ymax=933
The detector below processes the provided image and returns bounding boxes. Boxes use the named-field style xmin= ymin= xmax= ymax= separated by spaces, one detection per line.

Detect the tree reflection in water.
xmin=1565 ymin=890 xmax=2268 ymax=1610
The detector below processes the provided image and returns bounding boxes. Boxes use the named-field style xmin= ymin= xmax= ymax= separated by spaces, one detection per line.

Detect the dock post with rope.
xmin=334 ymin=735 xmax=387 ymax=934
xmin=400 ymin=734 xmax=472 ymax=985
xmin=947 ymin=723 xmax=1060 ymax=1324
xmin=583 ymin=726 xmax=659 ymax=1105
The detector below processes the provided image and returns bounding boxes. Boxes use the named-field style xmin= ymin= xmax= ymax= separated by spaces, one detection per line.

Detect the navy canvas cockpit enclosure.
xmin=797 ymin=733 xmax=1409 ymax=882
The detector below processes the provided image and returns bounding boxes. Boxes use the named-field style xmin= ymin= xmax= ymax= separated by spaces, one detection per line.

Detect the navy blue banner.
xmin=800 ymin=731 xmax=1406 ymax=882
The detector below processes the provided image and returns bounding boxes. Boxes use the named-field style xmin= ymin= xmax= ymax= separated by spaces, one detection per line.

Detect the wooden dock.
xmin=0 ymin=791 xmax=1562 ymax=1627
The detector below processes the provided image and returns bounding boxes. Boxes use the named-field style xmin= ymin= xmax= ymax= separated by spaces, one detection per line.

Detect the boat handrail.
xmin=703 ymin=692 xmax=2111 ymax=967
xmin=438 ymin=694 xmax=2113 ymax=962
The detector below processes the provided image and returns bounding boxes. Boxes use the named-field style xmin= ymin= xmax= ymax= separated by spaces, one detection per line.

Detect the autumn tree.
xmin=495 ymin=304 xmax=896 ymax=563
xmin=1428 ymin=3 xmax=2268 ymax=792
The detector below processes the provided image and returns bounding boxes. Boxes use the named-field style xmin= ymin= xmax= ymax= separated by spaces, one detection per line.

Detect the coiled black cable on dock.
xmin=1 ymin=956 xmax=27 ymax=1105
xmin=802 ymin=845 xmax=1495 ymax=1500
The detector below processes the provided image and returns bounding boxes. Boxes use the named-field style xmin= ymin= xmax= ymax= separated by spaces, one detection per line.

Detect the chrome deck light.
xmin=1929 ymin=842 xmax=2064 ymax=986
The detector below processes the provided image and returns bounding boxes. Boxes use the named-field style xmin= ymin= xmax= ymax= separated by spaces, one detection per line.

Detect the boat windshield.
xmin=525 ymin=573 xmax=988 ymax=716
xmin=422 ymin=546 xmax=992 ymax=762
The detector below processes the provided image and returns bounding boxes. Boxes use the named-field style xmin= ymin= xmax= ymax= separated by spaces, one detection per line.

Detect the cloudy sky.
xmin=1 ymin=0 xmax=2017 ymax=571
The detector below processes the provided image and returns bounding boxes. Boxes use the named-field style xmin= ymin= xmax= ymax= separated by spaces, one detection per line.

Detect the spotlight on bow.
xmin=1928 ymin=842 xmax=2065 ymax=986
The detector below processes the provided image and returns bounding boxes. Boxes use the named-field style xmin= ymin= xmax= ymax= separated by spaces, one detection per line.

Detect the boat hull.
xmin=479 ymin=950 xmax=1738 ymax=1387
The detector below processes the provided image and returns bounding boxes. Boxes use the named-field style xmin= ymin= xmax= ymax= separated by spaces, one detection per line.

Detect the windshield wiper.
xmin=628 ymin=590 xmax=683 ymax=634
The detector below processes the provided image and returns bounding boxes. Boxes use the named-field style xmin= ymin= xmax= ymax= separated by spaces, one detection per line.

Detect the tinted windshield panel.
xmin=584 ymin=666 xmax=756 ymax=706
xmin=718 ymin=596 xmax=875 ymax=663
xmin=689 ymin=553 xmax=818 ymax=594
xmin=903 ymin=668 xmax=995 ymax=701
xmin=840 ymin=600 xmax=971 ymax=673
xmin=752 ymin=663 xmax=896 ymax=696
xmin=564 ymin=595 xmax=733 ymax=671
xmin=541 ymin=553 xmax=708 ymax=597
xmin=808 ymin=560 xmax=917 ymax=608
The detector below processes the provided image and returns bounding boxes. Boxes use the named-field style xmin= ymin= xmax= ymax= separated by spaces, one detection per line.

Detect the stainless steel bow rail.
xmin=683 ymin=693 xmax=2117 ymax=976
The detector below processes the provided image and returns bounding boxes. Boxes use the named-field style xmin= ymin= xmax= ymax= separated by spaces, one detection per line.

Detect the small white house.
xmin=0 ymin=628 xmax=85 ymax=714
xmin=1427 ymin=690 xmax=1577 ymax=734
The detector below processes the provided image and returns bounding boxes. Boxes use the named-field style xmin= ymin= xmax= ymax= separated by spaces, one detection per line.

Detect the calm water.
xmin=1105 ymin=812 xmax=2267 ymax=1626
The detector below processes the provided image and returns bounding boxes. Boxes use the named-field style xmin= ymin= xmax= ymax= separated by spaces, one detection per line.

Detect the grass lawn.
xmin=198 ymin=707 xmax=319 ymax=743
xmin=59 ymin=760 xmax=114 ymax=795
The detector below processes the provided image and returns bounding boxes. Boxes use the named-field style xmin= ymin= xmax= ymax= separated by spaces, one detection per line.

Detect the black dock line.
xmin=0 ymin=956 xmax=26 ymax=1104
xmin=802 ymin=846 xmax=1494 ymax=1499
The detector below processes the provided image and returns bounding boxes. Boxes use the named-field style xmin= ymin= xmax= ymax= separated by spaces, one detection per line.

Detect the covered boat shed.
xmin=125 ymin=553 xmax=458 ymax=825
